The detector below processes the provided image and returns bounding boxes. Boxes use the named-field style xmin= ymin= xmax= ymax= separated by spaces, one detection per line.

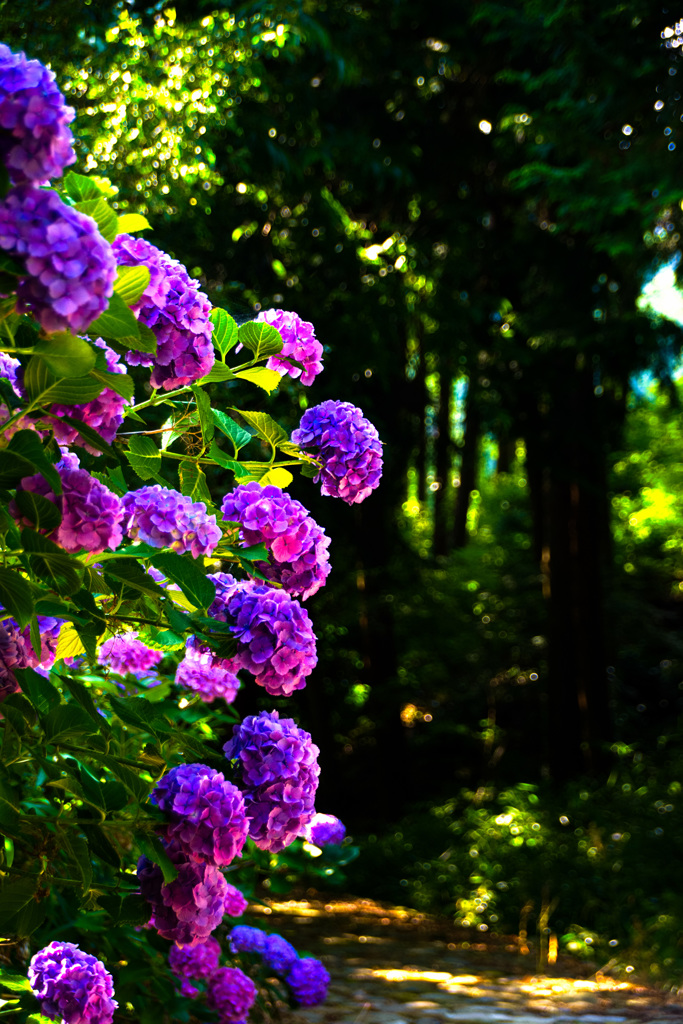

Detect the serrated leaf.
xmin=23 ymin=355 xmax=54 ymax=402
xmin=212 ymin=410 xmax=252 ymax=450
xmin=190 ymin=385 xmax=214 ymax=445
xmin=80 ymin=824 xmax=120 ymax=867
xmin=88 ymin=292 xmax=142 ymax=345
xmin=0 ymin=449 xmax=37 ymax=488
xmin=98 ymin=892 xmax=150 ymax=926
xmin=138 ymin=627 xmax=185 ymax=652
xmin=7 ymin=431 xmax=60 ymax=492
xmin=89 ymin=367 xmax=135 ymax=401
xmin=231 ymin=409 xmax=288 ymax=449
xmin=63 ymin=171 xmax=105 ymax=202
xmin=0 ymin=569 xmax=34 ymax=628
xmin=39 ymin=377 xmax=106 ymax=406
xmin=0 ymin=967 xmax=31 ymax=994
xmin=234 ymin=366 xmax=282 ymax=393
xmin=33 ymin=334 xmax=97 ymax=377
xmin=124 ymin=435 xmax=162 ymax=482
xmin=237 ymin=542 xmax=269 ymax=562
xmin=74 ymin=198 xmax=119 ymax=242
xmin=22 ymin=528 xmax=84 ymax=595
xmin=61 ymin=676 xmax=104 ymax=727
xmin=45 ymin=412 xmax=115 ymax=457
xmin=108 ymin=695 xmax=168 ymax=738
xmin=135 ymin=322 xmax=158 ymax=354
xmin=0 ymin=876 xmax=39 ymax=927
xmin=198 ymin=362 xmax=236 ymax=384
xmin=44 ymin=704 xmax=99 ymax=743
xmin=178 ymin=459 xmax=212 ymax=504
xmin=63 ymin=832 xmax=93 ymax=894
xmin=163 ymin=600 xmax=192 ymax=635
xmin=137 ymin=833 xmax=178 ymax=884
xmin=14 ymin=489 xmax=62 ymax=533
xmin=55 ymin=623 xmax=86 ymax=661
xmin=113 ymin=265 xmax=151 ymax=305
xmin=237 ymin=320 xmax=284 ymax=359
xmin=86 ymin=752 xmax=149 ymax=803
xmin=149 ymin=552 xmax=216 ymax=611
xmin=14 ymin=667 xmax=61 ymax=716
xmin=210 ymin=307 xmax=239 ymax=355
xmin=259 ymin=466 xmax=294 ymax=488
xmin=117 ymin=212 xmax=152 ymax=234
xmin=103 ymin=558 xmax=167 ymax=597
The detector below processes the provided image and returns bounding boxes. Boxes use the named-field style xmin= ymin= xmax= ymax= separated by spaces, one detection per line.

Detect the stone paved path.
xmin=248 ymin=896 xmax=683 ymax=1024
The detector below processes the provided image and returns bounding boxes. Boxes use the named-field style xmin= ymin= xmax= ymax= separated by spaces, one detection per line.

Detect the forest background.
xmin=4 ymin=0 xmax=683 ymax=984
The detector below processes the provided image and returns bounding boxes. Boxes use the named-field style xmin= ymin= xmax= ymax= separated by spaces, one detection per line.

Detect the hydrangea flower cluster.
xmin=122 ymin=485 xmax=222 ymax=559
xmin=291 ymin=400 xmax=383 ymax=505
xmin=0 ymin=186 xmax=115 ymax=334
xmin=227 ymin=926 xmax=329 ymax=1007
xmin=168 ymin=935 xmax=221 ymax=982
xmin=175 ymin=644 xmax=240 ymax=704
xmin=262 ymin=933 xmax=298 ymax=974
xmin=224 ymin=883 xmax=249 ymax=918
xmin=151 ymin=763 xmax=249 ymax=867
xmin=28 ymin=941 xmax=117 ymax=1024
xmin=0 ymin=44 xmax=75 ymax=183
xmin=14 ymin=449 xmax=124 ymax=554
xmin=0 ymin=351 xmax=21 ymax=394
xmin=286 ymin=957 xmax=331 ymax=1006
xmin=204 ymin=573 xmax=317 ymax=697
xmin=51 ymin=339 xmax=130 ymax=453
xmin=255 ymin=308 xmax=323 ymax=386
xmin=112 ymin=234 xmax=214 ymax=390
xmin=0 ymin=613 xmax=62 ymax=700
xmin=221 ymin=482 xmax=331 ymax=601
xmin=228 ymin=925 xmax=267 ymax=956
xmin=224 ymin=710 xmax=320 ymax=852
xmin=206 ymin=966 xmax=257 ymax=1024
xmin=137 ymin=839 xmax=230 ymax=947
xmin=302 ymin=812 xmax=346 ymax=847
xmin=97 ymin=631 xmax=162 ymax=679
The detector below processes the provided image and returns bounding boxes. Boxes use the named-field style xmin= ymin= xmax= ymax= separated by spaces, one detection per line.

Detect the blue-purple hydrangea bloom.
xmin=0 ymin=45 xmax=76 ymax=183
xmin=255 ymin=308 xmax=323 ymax=386
xmin=206 ymin=966 xmax=257 ymax=1024
xmin=224 ymin=710 xmax=320 ymax=852
xmin=221 ymin=482 xmax=331 ymax=601
xmin=175 ymin=644 xmax=240 ymax=705
xmin=0 ymin=351 xmax=21 ymax=394
xmin=0 ymin=186 xmax=115 ymax=334
xmin=112 ymin=234 xmax=214 ymax=390
xmin=285 ymin=957 xmax=331 ymax=1006
xmin=262 ymin=933 xmax=298 ymax=975
xmin=122 ymin=485 xmax=222 ymax=559
xmin=97 ymin=631 xmax=162 ymax=678
xmin=229 ymin=925 xmax=268 ymax=956
xmin=151 ymin=763 xmax=249 ymax=867
xmin=302 ymin=812 xmax=346 ymax=847
xmin=28 ymin=941 xmax=117 ymax=1024
xmin=51 ymin=339 xmax=130 ymax=453
xmin=291 ymin=400 xmax=383 ymax=505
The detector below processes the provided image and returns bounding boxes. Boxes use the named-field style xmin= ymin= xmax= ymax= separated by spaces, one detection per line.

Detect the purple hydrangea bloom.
xmin=0 ymin=186 xmax=115 ymax=334
xmin=221 ymin=482 xmax=331 ymax=601
xmin=228 ymin=925 xmax=267 ymax=956
xmin=0 ymin=45 xmax=76 ymax=183
xmin=137 ymin=839 xmax=230 ymax=947
xmin=224 ymin=710 xmax=320 ymax=852
xmin=175 ymin=645 xmax=240 ymax=704
xmin=206 ymin=966 xmax=257 ymax=1024
xmin=122 ymin=485 xmax=222 ymax=559
xmin=291 ymin=400 xmax=383 ymax=505
xmin=112 ymin=234 xmax=214 ymax=390
xmin=201 ymin=572 xmax=317 ymax=697
xmin=0 ymin=351 xmax=21 ymax=394
xmin=224 ymin=883 xmax=248 ymax=918
xmin=168 ymin=935 xmax=221 ymax=980
xmin=0 ymin=622 xmax=29 ymax=701
xmin=285 ymin=957 xmax=330 ymax=1007
xmin=97 ymin=631 xmax=163 ymax=678
xmin=151 ymin=763 xmax=249 ymax=868
xmin=13 ymin=450 xmax=124 ymax=554
xmin=302 ymin=812 xmax=346 ymax=847
xmin=28 ymin=941 xmax=117 ymax=1024
xmin=51 ymin=339 xmax=130 ymax=453
xmin=255 ymin=308 xmax=323 ymax=386
xmin=262 ymin=933 xmax=298 ymax=975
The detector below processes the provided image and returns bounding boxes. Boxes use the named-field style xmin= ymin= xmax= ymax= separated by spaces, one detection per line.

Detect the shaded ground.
xmin=249 ymin=896 xmax=683 ymax=1024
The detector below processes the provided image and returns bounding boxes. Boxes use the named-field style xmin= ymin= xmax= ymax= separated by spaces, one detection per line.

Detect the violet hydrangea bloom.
xmin=262 ymin=934 xmax=298 ymax=975
xmin=112 ymin=234 xmax=214 ymax=390
xmin=97 ymin=631 xmax=163 ymax=678
xmin=151 ymin=763 xmax=249 ymax=868
xmin=228 ymin=925 xmax=267 ymax=956
xmin=0 ymin=351 xmax=21 ymax=394
xmin=224 ymin=883 xmax=248 ymax=918
xmin=291 ymin=400 xmax=383 ymax=505
xmin=285 ymin=957 xmax=330 ymax=1007
xmin=0 ymin=186 xmax=115 ymax=334
xmin=168 ymin=935 xmax=221 ymax=981
xmin=302 ymin=812 xmax=346 ymax=847
xmin=51 ymin=339 xmax=130 ymax=453
xmin=221 ymin=482 xmax=331 ymax=601
xmin=122 ymin=485 xmax=222 ymax=559
xmin=28 ymin=940 xmax=117 ymax=1024
xmin=255 ymin=308 xmax=323 ymax=386
xmin=175 ymin=645 xmax=240 ymax=704
xmin=0 ymin=622 xmax=29 ymax=701
xmin=0 ymin=45 xmax=76 ymax=183
xmin=13 ymin=449 xmax=124 ymax=554
xmin=206 ymin=966 xmax=257 ymax=1024
xmin=137 ymin=839 xmax=230 ymax=947
xmin=224 ymin=710 xmax=320 ymax=852
xmin=201 ymin=572 xmax=317 ymax=697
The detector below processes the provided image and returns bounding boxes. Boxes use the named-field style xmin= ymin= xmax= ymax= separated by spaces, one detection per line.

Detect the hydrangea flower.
xmin=51 ymin=339 xmax=130 ymax=453
xmin=291 ymin=400 xmax=383 ymax=505
xmin=168 ymin=935 xmax=221 ymax=981
xmin=285 ymin=957 xmax=330 ymax=1006
xmin=151 ymin=763 xmax=249 ymax=867
xmin=175 ymin=645 xmax=240 ymax=704
xmin=224 ymin=883 xmax=248 ymax=918
xmin=224 ymin=710 xmax=320 ymax=852
xmin=221 ymin=483 xmax=331 ymax=601
xmin=302 ymin=812 xmax=346 ymax=847
xmin=262 ymin=934 xmax=298 ymax=975
xmin=97 ymin=631 xmax=163 ymax=679
xmin=228 ymin=925 xmax=267 ymax=956
xmin=0 ymin=185 xmax=115 ymax=334
xmin=122 ymin=485 xmax=222 ymax=559
xmin=0 ymin=44 xmax=76 ymax=183
xmin=0 ymin=351 xmax=21 ymax=394
xmin=255 ymin=308 xmax=323 ymax=386
xmin=28 ymin=941 xmax=117 ymax=1024
xmin=0 ymin=621 xmax=29 ymax=701
xmin=13 ymin=449 xmax=124 ymax=554
xmin=112 ymin=234 xmax=214 ymax=390
xmin=137 ymin=839 xmax=230 ymax=947
xmin=206 ymin=966 xmax=257 ymax=1024
xmin=201 ymin=573 xmax=317 ymax=697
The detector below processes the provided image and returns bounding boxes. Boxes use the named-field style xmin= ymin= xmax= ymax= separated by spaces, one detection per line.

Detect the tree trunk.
xmin=453 ymin=383 xmax=480 ymax=549
xmin=433 ymin=367 xmax=452 ymax=556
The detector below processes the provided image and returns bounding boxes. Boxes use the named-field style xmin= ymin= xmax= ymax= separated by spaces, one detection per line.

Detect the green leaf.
xmin=178 ymin=459 xmax=212 ymax=504
xmin=86 ymin=752 xmax=150 ymax=803
xmin=0 ymin=876 xmax=39 ymax=926
xmin=38 ymin=377 xmax=106 ymax=406
xmin=7 ymin=431 xmax=60 ymax=492
xmin=237 ymin=542 xmax=269 ymax=562
xmin=23 ymin=355 xmax=54 ymax=402
xmin=2 ymin=694 xmax=37 ymax=728
xmin=43 ymin=704 xmax=99 ymax=744
xmin=63 ymin=171 xmax=105 ymax=202
xmin=237 ymin=320 xmax=284 ymax=359
xmin=14 ymin=667 xmax=61 ymax=716
xmin=33 ymin=334 xmax=97 ymax=377
xmin=231 ymin=409 xmax=288 ymax=448
xmin=108 ymin=695 xmax=168 ymax=738
xmin=117 ymin=212 xmax=152 ymax=234
xmin=89 ymin=367 xmax=135 ymax=401
xmin=113 ymin=265 xmax=151 ymax=305
xmin=259 ymin=466 xmax=294 ymax=488
xmin=138 ymin=627 xmax=185 ymax=652
xmin=14 ymin=490 xmax=62 ymax=534
xmin=73 ymin=198 xmax=119 ymax=243
xmin=45 ymin=412 xmax=115 ymax=457
xmin=62 ymin=831 xmax=93 ymax=892
xmin=197 ymin=362 xmax=236 ymax=384
xmin=61 ymin=677 xmax=105 ymax=728
xmin=163 ymin=600 xmax=192 ymax=635
xmin=149 ymin=552 xmax=216 ymax=611
xmin=80 ymin=824 xmax=120 ymax=868
xmin=210 ymin=307 xmax=239 ymax=355
xmin=0 ymin=569 xmax=34 ymax=627
xmin=135 ymin=322 xmax=158 ymax=354
xmin=0 ymin=449 xmax=37 ymax=488
xmin=190 ymin=385 xmax=215 ymax=445
xmin=103 ymin=558 xmax=166 ymax=597
xmin=137 ymin=833 xmax=178 ymax=883
xmin=124 ymin=435 xmax=163 ymax=482
xmin=212 ymin=410 xmax=252 ymax=450
xmin=87 ymin=292 xmax=144 ymax=346
xmin=0 ymin=968 xmax=31 ymax=995
xmin=98 ymin=892 xmax=150 ymax=926
xmin=234 ymin=366 xmax=282 ymax=393
xmin=22 ymin=528 xmax=84 ymax=596
xmin=208 ymin=446 xmax=244 ymax=473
